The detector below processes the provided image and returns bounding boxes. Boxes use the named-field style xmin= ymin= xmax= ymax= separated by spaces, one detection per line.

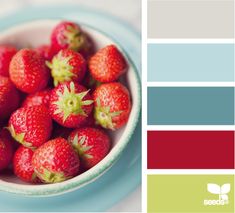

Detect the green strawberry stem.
xmin=35 ymin=167 xmax=68 ymax=183
xmin=46 ymin=52 xmax=75 ymax=86
xmin=6 ymin=125 xmax=34 ymax=149
xmin=53 ymin=82 xmax=93 ymax=122
xmin=94 ymin=98 xmax=122 ymax=130
xmin=71 ymin=134 xmax=93 ymax=159
xmin=65 ymin=25 xmax=85 ymax=51
xmin=31 ymin=172 xmax=38 ymax=182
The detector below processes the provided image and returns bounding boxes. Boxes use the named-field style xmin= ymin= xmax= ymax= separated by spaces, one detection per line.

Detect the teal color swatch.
xmin=147 ymin=87 xmax=234 ymax=125
xmin=148 ymin=44 xmax=234 ymax=82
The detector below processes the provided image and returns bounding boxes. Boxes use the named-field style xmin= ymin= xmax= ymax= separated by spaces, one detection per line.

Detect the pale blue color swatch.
xmin=148 ymin=44 xmax=234 ymax=82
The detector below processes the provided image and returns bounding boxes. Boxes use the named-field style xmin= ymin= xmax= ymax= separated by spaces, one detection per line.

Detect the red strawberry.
xmin=0 ymin=129 xmax=14 ymax=171
xmin=35 ymin=44 xmax=55 ymax=61
xmin=32 ymin=137 xmax=80 ymax=183
xmin=89 ymin=45 xmax=127 ymax=83
xmin=68 ymin=127 xmax=110 ymax=169
xmin=0 ymin=76 xmax=20 ymax=120
xmin=93 ymin=82 xmax=131 ymax=130
xmin=51 ymin=21 xmax=90 ymax=53
xmin=9 ymin=49 xmax=49 ymax=94
xmin=47 ymin=49 xmax=86 ymax=86
xmin=0 ymin=45 xmax=17 ymax=77
xmin=13 ymin=146 xmax=40 ymax=183
xmin=8 ymin=106 xmax=52 ymax=149
xmin=22 ymin=89 xmax=51 ymax=108
xmin=49 ymin=81 xmax=93 ymax=128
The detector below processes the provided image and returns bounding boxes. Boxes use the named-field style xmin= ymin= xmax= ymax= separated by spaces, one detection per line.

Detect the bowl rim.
xmin=0 ymin=19 xmax=141 ymax=196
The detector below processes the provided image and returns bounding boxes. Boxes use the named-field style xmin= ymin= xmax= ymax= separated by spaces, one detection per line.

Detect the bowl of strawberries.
xmin=0 ymin=19 xmax=141 ymax=196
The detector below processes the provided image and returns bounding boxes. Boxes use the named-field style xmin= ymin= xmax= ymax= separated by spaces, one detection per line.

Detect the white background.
xmin=0 ymin=0 xmax=141 ymax=212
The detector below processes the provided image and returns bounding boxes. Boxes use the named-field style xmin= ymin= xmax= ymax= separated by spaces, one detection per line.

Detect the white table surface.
xmin=0 ymin=0 xmax=141 ymax=212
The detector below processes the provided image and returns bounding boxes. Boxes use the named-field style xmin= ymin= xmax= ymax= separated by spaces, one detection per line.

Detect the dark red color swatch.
xmin=147 ymin=131 xmax=234 ymax=169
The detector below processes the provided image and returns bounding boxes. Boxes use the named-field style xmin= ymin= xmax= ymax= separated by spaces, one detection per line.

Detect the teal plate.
xmin=0 ymin=5 xmax=141 ymax=212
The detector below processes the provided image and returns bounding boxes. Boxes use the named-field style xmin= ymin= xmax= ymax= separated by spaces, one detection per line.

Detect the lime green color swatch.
xmin=148 ymin=175 xmax=234 ymax=213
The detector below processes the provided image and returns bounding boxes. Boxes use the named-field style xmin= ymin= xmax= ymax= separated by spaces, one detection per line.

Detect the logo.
xmin=204 ymin=183 xmax=231 ymax=206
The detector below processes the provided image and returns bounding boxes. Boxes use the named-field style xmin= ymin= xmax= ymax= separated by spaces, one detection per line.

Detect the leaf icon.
xmin=207 ymin=183 xmax=220 ymax=194
xmin=221 ymin=184 xmax=230 ymax=194
xmin=221 ymin=194 xmax=228 ymax=200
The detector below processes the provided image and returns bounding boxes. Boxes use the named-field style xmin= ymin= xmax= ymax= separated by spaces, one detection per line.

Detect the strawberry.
xmin=32 ymin=137 xmax=80 ymax=183
xmin=89 ymin=45 xmax=127 ymax=83
xmin=51 ymin=21 xmax=91 ymax=53
xmin=9 ymin=49 xmax=49 ymax=94
xmin=47 ymin=49 xmax=86 ymax=86
xmin=0 ymin=45 xmax=17 ymax=77
xmin=0 ymin=76 xmax=20 ymax=120
xmin=0 ymin=129 xmax=14 ymax=171
xmin=8 ymin=106 xmax=52 ymax=149
xmin=22 ymin=89 xmax=51 ymax=108
xmin=93 ymin=82 xmax=131 ymax=130
xmin=35 ymin=44 xmax=55 ymax=61
xmin=49 ymin=81 xmax=93 ymax=128
xmin=68 ymin=127 xmax=110 ymax=169
xmin=13 ymin=146 xmax=40 ymax=183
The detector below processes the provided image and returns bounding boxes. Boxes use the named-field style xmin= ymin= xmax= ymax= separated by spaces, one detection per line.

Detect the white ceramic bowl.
xmin=0 ymin=20 xmax=141 ymax=196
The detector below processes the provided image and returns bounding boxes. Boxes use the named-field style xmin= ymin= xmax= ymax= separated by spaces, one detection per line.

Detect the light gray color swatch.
xmin=148 ymin=0 xmax=234 ymax=38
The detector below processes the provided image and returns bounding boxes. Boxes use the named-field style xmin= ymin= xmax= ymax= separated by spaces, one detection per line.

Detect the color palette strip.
xmin=148 ymin=0 xmax=234 ymax=38
xmin=147 ymin=131 xmax=235 ymax=169
xmin=146 ymin=0 xmax=235 ymax=212
xmin=148 ymin=44 xmax=234 ymax=82
xmin=148 ymin=175 xmax=235 ymax=213
xmin=148 ymin=87 xmax=234 ymax=125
